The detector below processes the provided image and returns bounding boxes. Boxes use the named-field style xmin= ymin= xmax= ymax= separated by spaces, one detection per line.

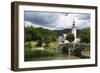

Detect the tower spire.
xmin=73 ymin=21 xmax=75 ymax=27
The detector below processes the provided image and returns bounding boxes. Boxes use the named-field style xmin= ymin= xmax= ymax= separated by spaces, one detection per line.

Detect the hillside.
xmin=53 ymin=29 xmax=81 ymax=38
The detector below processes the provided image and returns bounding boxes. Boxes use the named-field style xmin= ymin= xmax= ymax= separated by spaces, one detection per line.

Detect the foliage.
xmin=43 ymin=42 xmax=57 ymax=50
xmin=80 ymin=28 xmax=90 ymax=43
xmin=44 ymin=44 xmax=49 ymax=49
xmin=25 ymin=26 xmax=57 ymax=45
xmin=36 ymin=40 xmax=42 ymax=47
xmin=25 ymin=41 xmax=37 ymax=49
xmin=48 ymin=43 xmax=57 ymax=50
xmin=66 ymin=33 xmax=75 ymax=43
xmin=25 ymin=33 xmax=32 ymax=42
xmin=25 ymin=42 xmax=33 ymax=49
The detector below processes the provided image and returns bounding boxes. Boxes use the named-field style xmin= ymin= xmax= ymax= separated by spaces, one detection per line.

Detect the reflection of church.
xmin=57 ymin=21 xmax=80 ymax=45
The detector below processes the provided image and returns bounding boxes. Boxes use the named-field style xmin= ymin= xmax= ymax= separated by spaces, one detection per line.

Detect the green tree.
xmin=25 ymin=26 xmax=57 ymax=44
xmin=25 ymin=26 xmax=34 ymax=42
xmin=25 ymin=33 xmax=32 ymax=42
xmin=66 ymin=33 xmax=75 ymax=43
xmin=66 ymin=33 xmax=75 ymax=55
xmin=36 ymin=40 xmax=42 ymax=47
xmin=44 ymin=36 xmax=51 ymax=45
xmin=80 ymin=28 xmax=90 ymax=43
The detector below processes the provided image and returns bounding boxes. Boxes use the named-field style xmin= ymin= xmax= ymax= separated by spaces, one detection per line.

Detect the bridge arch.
xmin=58 ymin=43 xmax=90 ymax=57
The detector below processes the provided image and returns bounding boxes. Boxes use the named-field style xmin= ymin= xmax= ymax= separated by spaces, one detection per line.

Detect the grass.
xmin=25 ymin=41 xmax=58 ymax=50
xmin=43 ymin=42 xmax=57 ymax=50
xmin=25 ymin=41 xmax=38 ymax=49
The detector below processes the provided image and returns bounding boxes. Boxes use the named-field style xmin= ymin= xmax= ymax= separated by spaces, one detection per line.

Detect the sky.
xmin=24 ymin=11 xmax=90 ymax=30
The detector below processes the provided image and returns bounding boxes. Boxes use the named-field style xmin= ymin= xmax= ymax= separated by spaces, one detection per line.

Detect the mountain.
xmin=53 ymin=29 xmax=81 ymax=38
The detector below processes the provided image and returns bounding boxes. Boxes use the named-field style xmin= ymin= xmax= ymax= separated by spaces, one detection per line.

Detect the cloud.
xmin=24 ymin=11 xmax=64 ymax=28
xmin=53 ymin=13 xmax=90 ymax=30
xmin=25 ymin=21 xmax=54 ymax=30
xmin=24 ymin=11 xmax=90 ymax=30
xmin=78 ymin=14 xmax=90 ymax=20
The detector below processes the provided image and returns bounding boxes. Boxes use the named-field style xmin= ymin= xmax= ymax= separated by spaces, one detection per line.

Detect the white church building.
xmin=57 ymin=21 xmax=80 ymax=45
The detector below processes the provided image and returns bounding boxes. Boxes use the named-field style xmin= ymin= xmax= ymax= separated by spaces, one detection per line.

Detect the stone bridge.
xmin=58 ymin=43 xmax=90 ymax=56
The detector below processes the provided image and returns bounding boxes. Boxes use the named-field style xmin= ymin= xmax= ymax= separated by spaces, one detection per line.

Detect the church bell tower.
xmin=72 ymin=21 xmax=76 ymax=43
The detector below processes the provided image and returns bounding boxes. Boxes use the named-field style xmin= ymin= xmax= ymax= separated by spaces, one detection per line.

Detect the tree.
xmin=36 ymin=40 xmax=42 ymax=47
xmin=80 ymin=28 xmax=90 ymax=43
xmin=25 ymin=33 xmax=32 ymax=42
xmin=66 ymin=33 xmax=75 ymax=55
xmin=66 ymin=33 xmax=75 ymax=43
xmin=25 ymin=26 xmax=34 ymax=42
xmin=44 ymin=36 xmax=51 ymax=45
xmin=25 ymin=26 xmax=57 ymax=46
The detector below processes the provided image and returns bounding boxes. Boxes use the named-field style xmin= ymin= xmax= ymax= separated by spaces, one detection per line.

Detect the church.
xmin=57 ymin=21 xmax=80 ymax=45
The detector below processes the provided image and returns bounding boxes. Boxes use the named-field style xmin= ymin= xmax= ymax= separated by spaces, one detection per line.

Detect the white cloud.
xmin=53 ymin=13 xmax=90 ymax=30
xmin=25 ymin=21 xmax=54 ymax=30
xmin=25 ymin=12 xmax=90 ymax=30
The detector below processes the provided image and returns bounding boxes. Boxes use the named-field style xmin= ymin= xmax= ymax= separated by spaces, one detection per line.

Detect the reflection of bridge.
xmin=58 ymin=43 xmax=90 ymax=56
